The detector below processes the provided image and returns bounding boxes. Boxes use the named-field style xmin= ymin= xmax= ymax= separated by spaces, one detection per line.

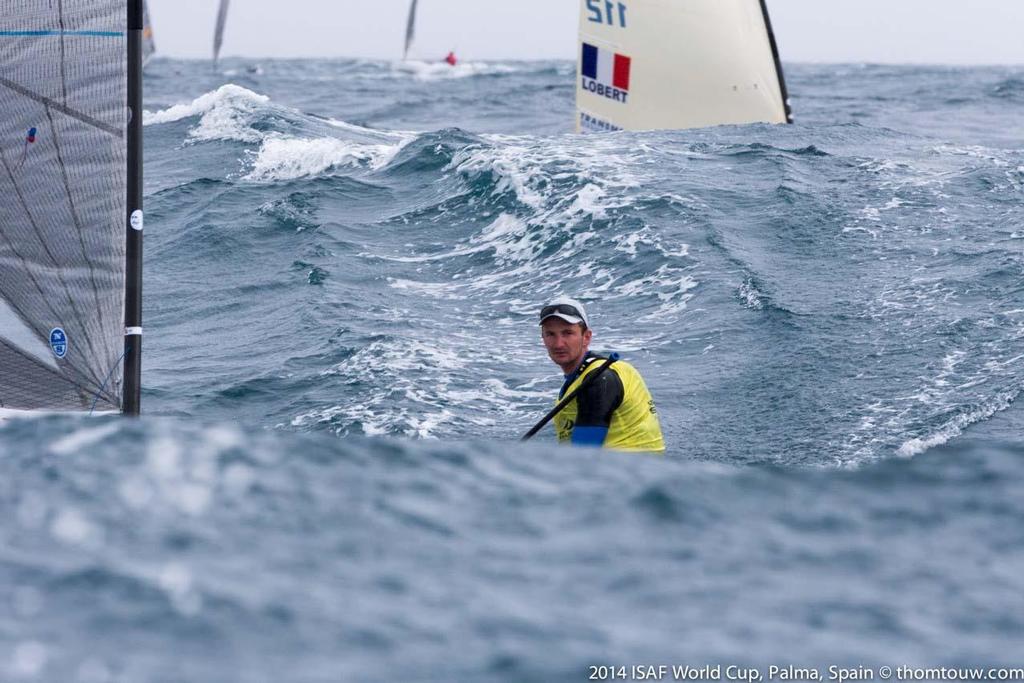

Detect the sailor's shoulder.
xmin=583 ymin=353 xmax=634 ymax=370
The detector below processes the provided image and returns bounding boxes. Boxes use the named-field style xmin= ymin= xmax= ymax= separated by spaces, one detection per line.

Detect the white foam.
xmin=450 ymin=143 xmax=547 ymax=208
xmin=469 ymin=213 xmax=537 ymax=262
xmin=859 ymin=206 xmax=882 ymax=222
xmin=449 ymin=135 xmax=640 ymax=219
xmin=385 ymin=213 xmax=537 ymax=271
xmin=48 ymin=422 xmax=120 ymax=455
xmin=738 ymin=278 xmax=765 ymax=310
xmin=144 ymin=84 xmax=270 ymax=143
xmin=614 ymin=225 xmax=690 ymax=260
xmin=391 ymin=59 xmax=517 ymax=81
xmin=144 ymin=84 xmax=417 ymax=182
xmin=0 ymin=408 xmax=118 ymax=423
xmin=293 ymin=336 xmax=529 ymax=438
xmin=569 ymin=184 xmax=610 ymax=219
xmin=292 ymin=399 xmax=457 ymax=440
xmin=896 ymin=391 xmax=1016 ymax=458
xmin=858 ymin=158 xmax=908 ymax=174
xmin=144 ymin=85 xmax=409 ymax=162
xmin=387 ymin=277 xmax=467 ymax=296
xmin=933 ymin=144 xmax=1010 ymax=167
xmin=245 ymin=135 xmax=405 ymax=181
xmin=841 ymin=225 xmax=880 ymax=239
xmin=143 ymin=84 xmax=269 ymax=124
xmin=615 ymin=266 xmax=699 ymax=321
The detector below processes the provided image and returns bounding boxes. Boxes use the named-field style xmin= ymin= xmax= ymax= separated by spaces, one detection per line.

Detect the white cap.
xmin=539 ymin=296 xmax=590 ymax=329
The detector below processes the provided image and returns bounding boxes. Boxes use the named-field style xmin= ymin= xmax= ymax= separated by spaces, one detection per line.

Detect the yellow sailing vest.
xmin=553 ymin=357 xmax=665 ymax=453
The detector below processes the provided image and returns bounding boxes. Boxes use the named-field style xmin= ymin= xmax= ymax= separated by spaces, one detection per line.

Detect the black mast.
xmin=759 ymin=0 xmax=793 ymax=124
xmin=123 ymin=0 xmax=144 ymax=415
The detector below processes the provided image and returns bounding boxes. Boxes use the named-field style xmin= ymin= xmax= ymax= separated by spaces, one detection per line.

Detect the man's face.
xmin=541 ymin=317 xmax=592 ymax=373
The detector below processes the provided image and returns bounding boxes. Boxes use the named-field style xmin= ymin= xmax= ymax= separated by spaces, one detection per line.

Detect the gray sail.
xmin=213 ymin=0 xmax=230 ymax=66
xmin=403 ymin=0 xmax=418 ymax=60
xmin=0 ymin=0 xmax=128 ymax=412
xmin=142 ymin=0 xmax=155 ymax=66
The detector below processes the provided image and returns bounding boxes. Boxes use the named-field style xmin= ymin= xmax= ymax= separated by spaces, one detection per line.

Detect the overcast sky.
xmin=148 ymin=0 xmax=1024 ymax=65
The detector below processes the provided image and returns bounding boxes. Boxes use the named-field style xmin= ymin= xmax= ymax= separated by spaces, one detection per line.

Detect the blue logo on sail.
xmin=49 ymin=328 xmax=68 ymax=358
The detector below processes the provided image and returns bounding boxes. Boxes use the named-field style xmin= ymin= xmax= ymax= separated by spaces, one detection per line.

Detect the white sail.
xmin=404 ymin=0 xmax=419 ymax=60
xmin=213 ymin=0 xmax=230 ymax=66
xmin=576 ymin=0 xmax=792 ymax=132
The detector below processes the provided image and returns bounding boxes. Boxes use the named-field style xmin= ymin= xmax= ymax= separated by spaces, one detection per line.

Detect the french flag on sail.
xmin=581 ymin=42 xmax=631 ymax=92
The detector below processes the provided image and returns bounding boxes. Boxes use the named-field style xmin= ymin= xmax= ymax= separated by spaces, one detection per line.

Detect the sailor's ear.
xmin=583 ymin=327 xmax=593 ymax=343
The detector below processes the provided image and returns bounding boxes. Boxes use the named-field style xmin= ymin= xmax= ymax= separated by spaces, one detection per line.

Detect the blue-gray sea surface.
xmin=2 ymin=58 xmax=1024 ymax=681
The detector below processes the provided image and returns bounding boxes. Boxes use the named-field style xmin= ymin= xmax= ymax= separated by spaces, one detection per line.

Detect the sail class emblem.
xmin=49 ymin=328 xmax=68 ymax=359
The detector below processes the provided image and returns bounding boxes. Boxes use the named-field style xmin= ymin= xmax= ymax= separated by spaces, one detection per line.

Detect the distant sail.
xmin=0 ymin=0 xmax=144 ymax=413
xmin=403 ymin=0 xmax=418 ymax=60
xmin=576 ymin=0 xmax=793 ymax=132
xmin=142 ymin=0 xmax=156 ymax=66
xmin=213 ymin=0 xmax=230 ymax=66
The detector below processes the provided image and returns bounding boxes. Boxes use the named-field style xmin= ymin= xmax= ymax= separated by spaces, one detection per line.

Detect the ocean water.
xmin=2 ymin=58 xmax=1024 ymax=681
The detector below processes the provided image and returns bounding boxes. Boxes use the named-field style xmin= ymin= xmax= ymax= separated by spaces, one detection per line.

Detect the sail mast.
xmin=124 ymin=0 xmax=144 ymax=415
xmin=758 ymin=0 xmax=793 ymax=123
xmin=403 ymin=0 xmax=418 ymax=60
xmin=213 ymin=0 xmax=230 ymax=67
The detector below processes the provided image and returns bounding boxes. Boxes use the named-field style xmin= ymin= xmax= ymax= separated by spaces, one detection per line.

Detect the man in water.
xmin=539 ymin=296 xmax=665 ymax=452
xmin=445 ymin=51 xmax=457 ymax=66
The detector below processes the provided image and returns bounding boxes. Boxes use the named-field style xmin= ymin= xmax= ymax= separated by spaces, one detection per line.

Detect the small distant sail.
xmin=213 ymin=0 xmax=230 ymax=66
xmin=576 ymin=0 xmax=793 ymax=132
xmin=403 ymin=0 xmax=419 ymax=60
xmin=0 ymin=0 xmax=145 ymax=413
xmin=142 ymin=0 xmax=156 ymax=66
